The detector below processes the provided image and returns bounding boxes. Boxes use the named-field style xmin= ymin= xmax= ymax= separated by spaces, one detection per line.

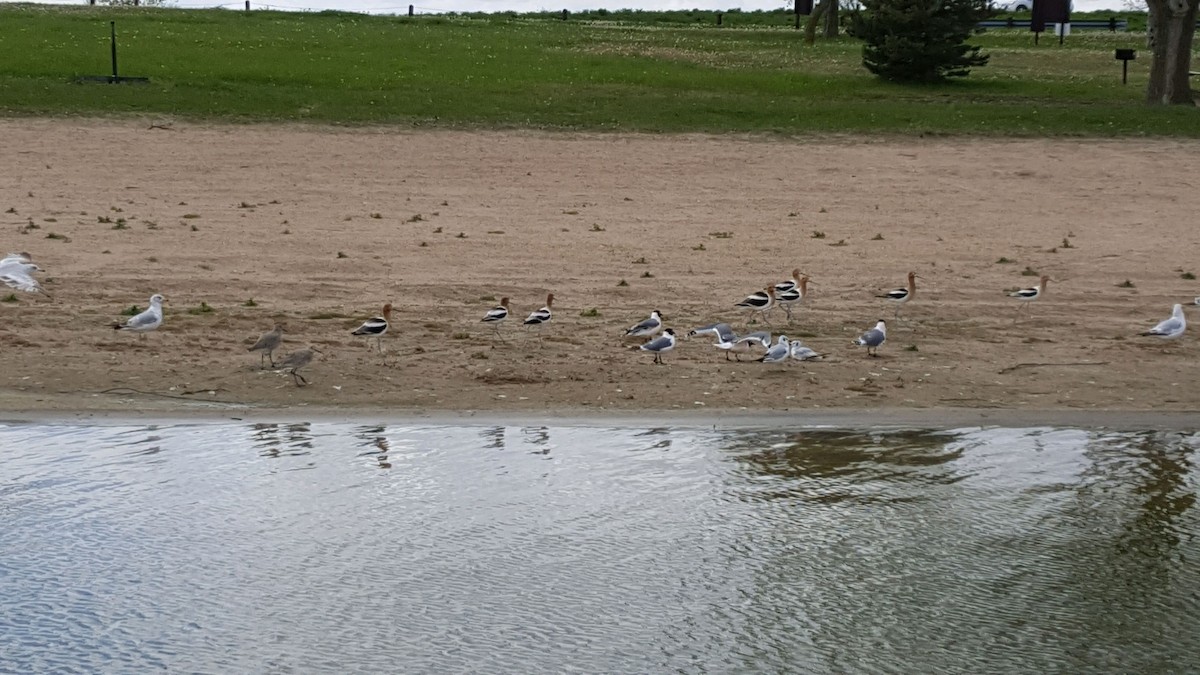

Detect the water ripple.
xmin=1 ymin=421 xmax=1198 ymax=671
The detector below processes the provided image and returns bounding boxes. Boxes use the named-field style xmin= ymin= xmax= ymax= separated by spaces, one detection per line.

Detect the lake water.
xmin=2 ymin=420 xmax=1199 ymax=672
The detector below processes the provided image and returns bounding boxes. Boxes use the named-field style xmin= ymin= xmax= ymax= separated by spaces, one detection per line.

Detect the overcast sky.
xmin=10 ymin=0 xmax=1130 ymax=17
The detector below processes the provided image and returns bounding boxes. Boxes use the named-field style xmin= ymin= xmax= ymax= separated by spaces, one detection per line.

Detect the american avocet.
xmin=736 ymin=286 xmax=776 ymax=326
xmin=113 ymin=294 xmax=165 ymax=338
xmin=853 ymin=319 xmax=887 ymax=357
xmin=625 ymin=310 xmax=664 ymax=338
xmin=686 ymin=322 xmax=735 ymax=343
xmin=1008 ymin=275 xmax=1050 ymax=313
xmin=523 ymin=293 xmax=554 ymax=341
xmin=776 ymin=274 xmax=814 ymax=323
xmin=713 ymin=331 xmax=770 ymax=361
xmin=1139 ymin=303 xmax=1187 ymax=341
xmin=758 ymin=335 xmax=791 ymax=364
xmin=0 ymin=253 xmax=50 ymax=297
xmin=877 ymin=272 xmax=921 ymax=318
xmin=352 ymin=303 xmax=392 ymax=352
xmin=277 ymin=346 xmax=320 ymax=386
xmin=774 ymin=268 xmax=804 ymax=294
xmin=481 ymin=297 xmax=510 ymax=344
xmin=789 ymin=340 xmax=825 ymax=361
xmin=249 ymin=323 xmax=284 ymax=369
xmin=640 ymin=328 xmax=677 ymax=364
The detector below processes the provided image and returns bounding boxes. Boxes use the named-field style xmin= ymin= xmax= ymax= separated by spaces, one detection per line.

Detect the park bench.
xmin=976 ymin=18 xmax=1128 ymax=30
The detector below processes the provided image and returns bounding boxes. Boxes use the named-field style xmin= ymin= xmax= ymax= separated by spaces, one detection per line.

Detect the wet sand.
xmin=2 ymin=119 xmax=1198 ymax=419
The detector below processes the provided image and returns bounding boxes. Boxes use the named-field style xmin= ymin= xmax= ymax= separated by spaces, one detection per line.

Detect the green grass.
xmin=0 ymin=4 xmax=1188 ymax=135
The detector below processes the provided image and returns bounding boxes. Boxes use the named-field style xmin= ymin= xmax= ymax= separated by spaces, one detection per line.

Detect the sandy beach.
xmin=2 ymin=119 xmax=1198 ymax=417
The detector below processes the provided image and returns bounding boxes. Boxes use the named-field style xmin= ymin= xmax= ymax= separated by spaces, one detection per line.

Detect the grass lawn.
xmin=0 ymin=3 xmax=1192 ymax=135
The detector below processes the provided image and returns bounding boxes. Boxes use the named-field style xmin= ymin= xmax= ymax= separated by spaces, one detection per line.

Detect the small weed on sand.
xmin=187 ymin=302 xmax=214 ymax=315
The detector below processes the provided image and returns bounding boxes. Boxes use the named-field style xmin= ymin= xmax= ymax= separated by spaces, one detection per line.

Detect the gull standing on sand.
xmin=624 ymin=310 xmax=664 ymax=338
xmin=640 ymin=328 xmax=677 ymax=364
xmin=1009 ymin=275 xmax=1050 ymax=312
xmin=352 ymin=303 xmax=392 ymax=352
xmin=713 ymin=331 xmax=771 ymax=361
xmin=736 ymin=286 xmax=776 ymax=326
xmin=878 ymin=272 xmax=921 ymax=318
xmin=1139 ymin=303 xmax=1187 ymax=341
xmin=277 ymin=346 xmax=320 ymax=386
xmin=523 ymin=293 xmax=554 ymax=339
xmin=758 ymin=335 xmax=791 ymax=364
xmin=687 ymin=322 xmax=735 ymax=344
xmin=0 ymin=252 xmax=50 ymax=297
xmin=853 ymin=319 xmax=887 ymax=357
xmin=113 ymin=294 xmax=165 ymax=338
xmin=248 ymin=323 xmax=284 ymax=368
xmin=481 ymin=297 xmax=510 ymax=344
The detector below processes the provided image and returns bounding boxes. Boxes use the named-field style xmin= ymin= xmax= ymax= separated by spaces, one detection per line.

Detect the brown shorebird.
xmin=481 ymin=296 xmax=510 ymax=344
xmin=877 ymin=271 xmax=922 ymax=318
xmin=248 ymin=323 xmax=284 ymax=368
xmin=277 ymin=346 xmax=320 ymax=386
xmin=351 ymin=303 xmax=392 ymax=352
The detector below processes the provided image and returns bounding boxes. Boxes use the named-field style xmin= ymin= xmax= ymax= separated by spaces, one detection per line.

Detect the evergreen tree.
xmin=847 ymin=0 xmax=991 ymax=83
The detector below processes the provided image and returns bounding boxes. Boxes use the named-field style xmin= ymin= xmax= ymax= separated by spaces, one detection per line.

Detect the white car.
xmin=992 ymin=0 xmax=1032 ymax=10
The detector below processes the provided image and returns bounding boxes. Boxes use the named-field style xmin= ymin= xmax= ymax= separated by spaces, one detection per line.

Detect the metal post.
xmin=110 ymin=21 xmax=118 ymax=82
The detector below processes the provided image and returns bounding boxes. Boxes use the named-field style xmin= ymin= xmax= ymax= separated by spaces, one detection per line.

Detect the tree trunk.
xmin=823 ymin=0 xmax=839 ymax=37
xmin=1145 ymin=0 xmax=1199 ymax=105
xmin=805 ymin=0 xmax=831 ymax=45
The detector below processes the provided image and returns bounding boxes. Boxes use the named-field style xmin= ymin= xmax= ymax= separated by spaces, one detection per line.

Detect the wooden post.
xmin=795 ymin=0 xmax=801 ymax=29
xmin=408 ymin=4 xmax=413 ymax=15
xmin=716 ymin=12 xmax=722 ymax=25
xmin=110 ymin=21 xmax=118 ymax=81
xmin=245 ymin=0 xmax=250 ymax=10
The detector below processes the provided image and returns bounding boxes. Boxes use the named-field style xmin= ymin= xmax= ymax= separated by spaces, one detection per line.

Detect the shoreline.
xmin=2 ymin=120 xmax=1199 ymax=421
xmin=2 ymin=395 xmax=1197 ymax=431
